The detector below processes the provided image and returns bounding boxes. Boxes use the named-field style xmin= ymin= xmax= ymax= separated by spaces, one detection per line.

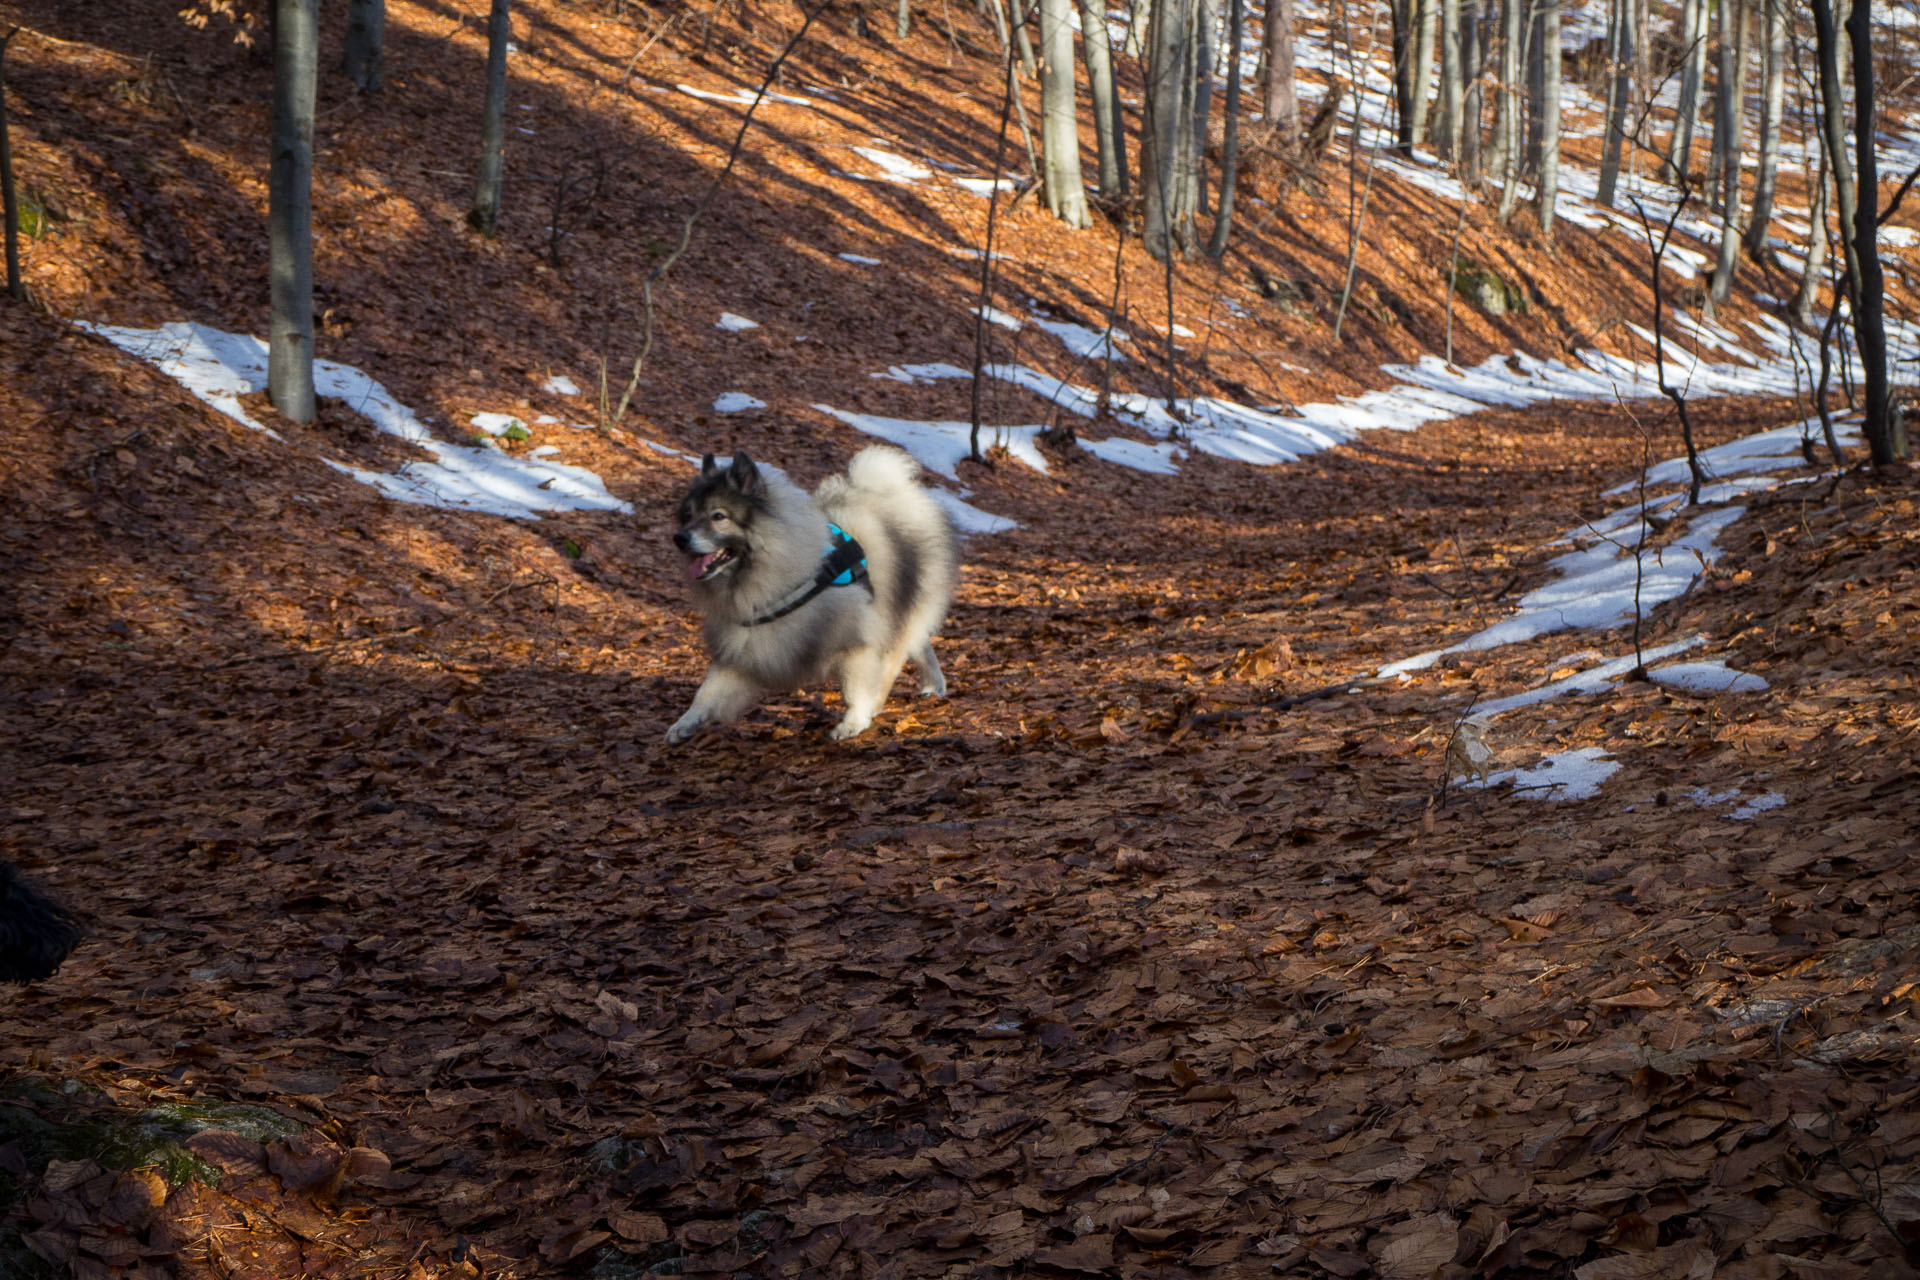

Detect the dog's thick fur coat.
xmin=0 ymin=862 xmax=82 ymax=984
xmin=669 ymin=447 xmax=957 ymax=742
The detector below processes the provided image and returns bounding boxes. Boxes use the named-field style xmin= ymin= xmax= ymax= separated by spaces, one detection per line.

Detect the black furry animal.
xmin=0 ymin=862 xmax=82 ymax=984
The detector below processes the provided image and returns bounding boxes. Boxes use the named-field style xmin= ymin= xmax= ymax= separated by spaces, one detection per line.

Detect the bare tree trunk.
xmin=1011 ymin=0 xmax=1040 ymax=77
xmin=1208 ymin=0 xmax=1247 ymax=255
xmin=1811 ymin=0 xmax=1860 ymax=313
xmin=1596 ymin=0 xmax=1629 ymax=205
xmin=1391 ymin=0 xmax=1415 ymax=151
xmin=1844 ymin=0 xmax=1892 ymax=461
xmin=1709 ymin=0 xmax=1746 ymax=302
xmin=1535 ymin=0 xmax=1558 ymax=233
xmin=0 ymin=28 xmax=24 ymax=302
xmin=1039 ymin=0 xmax=1092 ymax=225
xmin=269 ymin=0 xmax=317 ymax=422
xmin=1790 ymin=120 xmax=1829 ymax=326
xmin=1410 ymin=0 xmax=1436 ymax=145
xmin=469 ymin=0 xmax=511 ymax=236
xmin=1125 ymin=0 xmax=1151 ymax=57
xmin=1494 ymin=0 xmax=1521 ymax=219
xmin=1525 ymin=0 xmax=1544 ymax=170
xmin=1437 ymin=0 xmax=1461 ymax=160
xmin=345 ymin=0 xmax=385 ymax=91
xmin=897 ymin=0 xmax=911 ymax=38
xmin=1260 ymin=0 xmax=1300 ymax=142
xmin=1458 ymin=0 xmax=1482 ymax=180
xmin=1078 ymin=0 xmax=1128 ymax=195
xmin=1191 ymin=0 xmax=1218 ymax=216
xmin=1663 ymin=0 xmax=1705 ymax=183
xmin=1744 ymin=0 xmax=1785 ymax=258
xmin=1143 ymin=0 xmax=1202 ymax=257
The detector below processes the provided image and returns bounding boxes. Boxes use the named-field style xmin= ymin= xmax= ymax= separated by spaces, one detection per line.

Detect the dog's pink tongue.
xmin=688 ymin=552 xmax=715 ymax=580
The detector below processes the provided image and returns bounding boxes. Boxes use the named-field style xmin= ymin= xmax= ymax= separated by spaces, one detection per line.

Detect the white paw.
xmin=829 ymin=716 xmax=872 ymax=741
xmin=666 ymin=715 xmax=703 ymax=745
xmin=919 ymin=677 xmax=947 ymax=698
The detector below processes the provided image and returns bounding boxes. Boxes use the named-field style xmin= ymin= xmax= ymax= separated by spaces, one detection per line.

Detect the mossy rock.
xmin=0 ymin=1076 xmax=304 ymax=1208
xmin=1450 ymin=261 xmax=1527 ymax=316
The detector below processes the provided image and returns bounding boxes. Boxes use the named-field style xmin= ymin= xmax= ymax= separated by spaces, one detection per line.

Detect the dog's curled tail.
xmin=843 ymin=445 xmax=924 ymax=494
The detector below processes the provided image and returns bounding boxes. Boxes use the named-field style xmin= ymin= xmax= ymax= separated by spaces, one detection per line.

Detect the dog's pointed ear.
xmin=701 ymin=453 xmax=718 ymax=475
xmin=728 ymin=452 xmax=762 ymax=493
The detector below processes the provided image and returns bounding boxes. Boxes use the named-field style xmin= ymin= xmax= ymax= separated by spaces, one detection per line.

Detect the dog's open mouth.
xmin=687 ymin=547 xmax=741 ymax=581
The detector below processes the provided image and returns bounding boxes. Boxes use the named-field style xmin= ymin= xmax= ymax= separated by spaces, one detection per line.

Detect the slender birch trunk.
xmin=269 ymin=0 xmax=317 ymax=422
xmin=1038 ymin=0 xmax=1092 ymax=225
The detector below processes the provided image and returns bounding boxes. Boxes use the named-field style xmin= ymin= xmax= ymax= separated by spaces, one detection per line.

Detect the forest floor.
xmin=3 ymin=0 xmax=1920 ymax=1277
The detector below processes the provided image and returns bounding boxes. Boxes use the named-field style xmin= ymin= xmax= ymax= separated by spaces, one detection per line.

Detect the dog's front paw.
xmin=665 ymin=714 xmax=704 ymax=745
xmin=828 ymin=716 xmax=872 ymax=741
xmin=919 ymin=675 xmax=947 ymax=698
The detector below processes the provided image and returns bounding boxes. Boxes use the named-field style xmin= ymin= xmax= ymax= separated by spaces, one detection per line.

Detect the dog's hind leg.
xmin=911 ymin=640 xmax=946 ymax=698
xmin=667 ymin=667 xmax=762 ymax=745
xmin=830 ymin=648 xmax=896 ymax=740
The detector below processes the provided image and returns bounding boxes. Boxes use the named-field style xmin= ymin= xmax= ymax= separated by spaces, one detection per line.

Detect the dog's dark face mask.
xmin=673 ymin=453 xmax=763 ymax=582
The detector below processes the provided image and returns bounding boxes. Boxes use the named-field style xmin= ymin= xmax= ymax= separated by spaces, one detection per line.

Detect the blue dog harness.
xmin=742 ymin=523 xmax=871 ymax=626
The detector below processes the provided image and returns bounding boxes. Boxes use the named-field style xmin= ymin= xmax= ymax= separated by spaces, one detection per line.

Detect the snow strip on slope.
xmin=81 ymin=321 xmax=631 ymax=521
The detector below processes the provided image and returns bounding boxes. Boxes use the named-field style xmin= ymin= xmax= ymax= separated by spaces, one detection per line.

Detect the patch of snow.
xmin=529 ymin=445 xmax=561 ymax=458
xmin=1467 ymin=747 xmax=1621 ymax=802
xmin=713 ymin=392 xmax=766 ymax=413
xmin=932 ymin=488 xmax=1019 ymax=534
xmin=82 ymin=321 xmax=632 ymax=520
xmin=1379 ymin=504 xmax=1744 ymax=676
xmin=838 ymin=253 xmax=883 ymax=265
xmin=717 ymin=312 xmax=761 ymax=331
xmin=811 ymin=405 xmax=1048 ymax=479
xmin=1649 ymin=660 xmax=1770 ymax=694
xmin=1731 ymin=791 xmax=1786 ymax=820
xmin=1689 ymin=786 xmax=1742 ymax=808
xmin=954 ymin=176 xmax=1022 ymax=196
xmin=676 ymin=83 xmax=815 ymax=107
xmin=470 ymin=412 xmax=526 ymax=437
xmin=543 ymin=374 xmax=581 ymax=397
xmin=851 ymin=147 xmax=932 ymax=183
xmin=1029 ymin=314 xmax=1129 ymax=361
xmin=871 ymin=362 xmax=972 ymax=384
xmin=975 ymin=306 xmax=1024 ymax=331
xmin=1079 ymin=437 xmax=1183 ymax=474
xmin=1464 ymin=636 xmax=1706 ymax=720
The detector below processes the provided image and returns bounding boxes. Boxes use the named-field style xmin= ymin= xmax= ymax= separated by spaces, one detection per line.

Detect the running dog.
xmin=668 ymin=447 xmax=956 ymax=743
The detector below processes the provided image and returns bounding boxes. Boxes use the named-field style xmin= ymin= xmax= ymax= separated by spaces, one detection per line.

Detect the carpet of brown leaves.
xmin=3 ymin=1 xmax=1920 ymax=1277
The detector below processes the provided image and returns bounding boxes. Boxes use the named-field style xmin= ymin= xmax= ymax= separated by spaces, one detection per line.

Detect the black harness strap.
xmin=742 ymin=526 xmax=871 ymax=626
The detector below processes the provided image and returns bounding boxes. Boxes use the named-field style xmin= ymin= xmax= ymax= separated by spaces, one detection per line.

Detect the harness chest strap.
xmin=742 ymin=523 xmax=872 ymax=626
